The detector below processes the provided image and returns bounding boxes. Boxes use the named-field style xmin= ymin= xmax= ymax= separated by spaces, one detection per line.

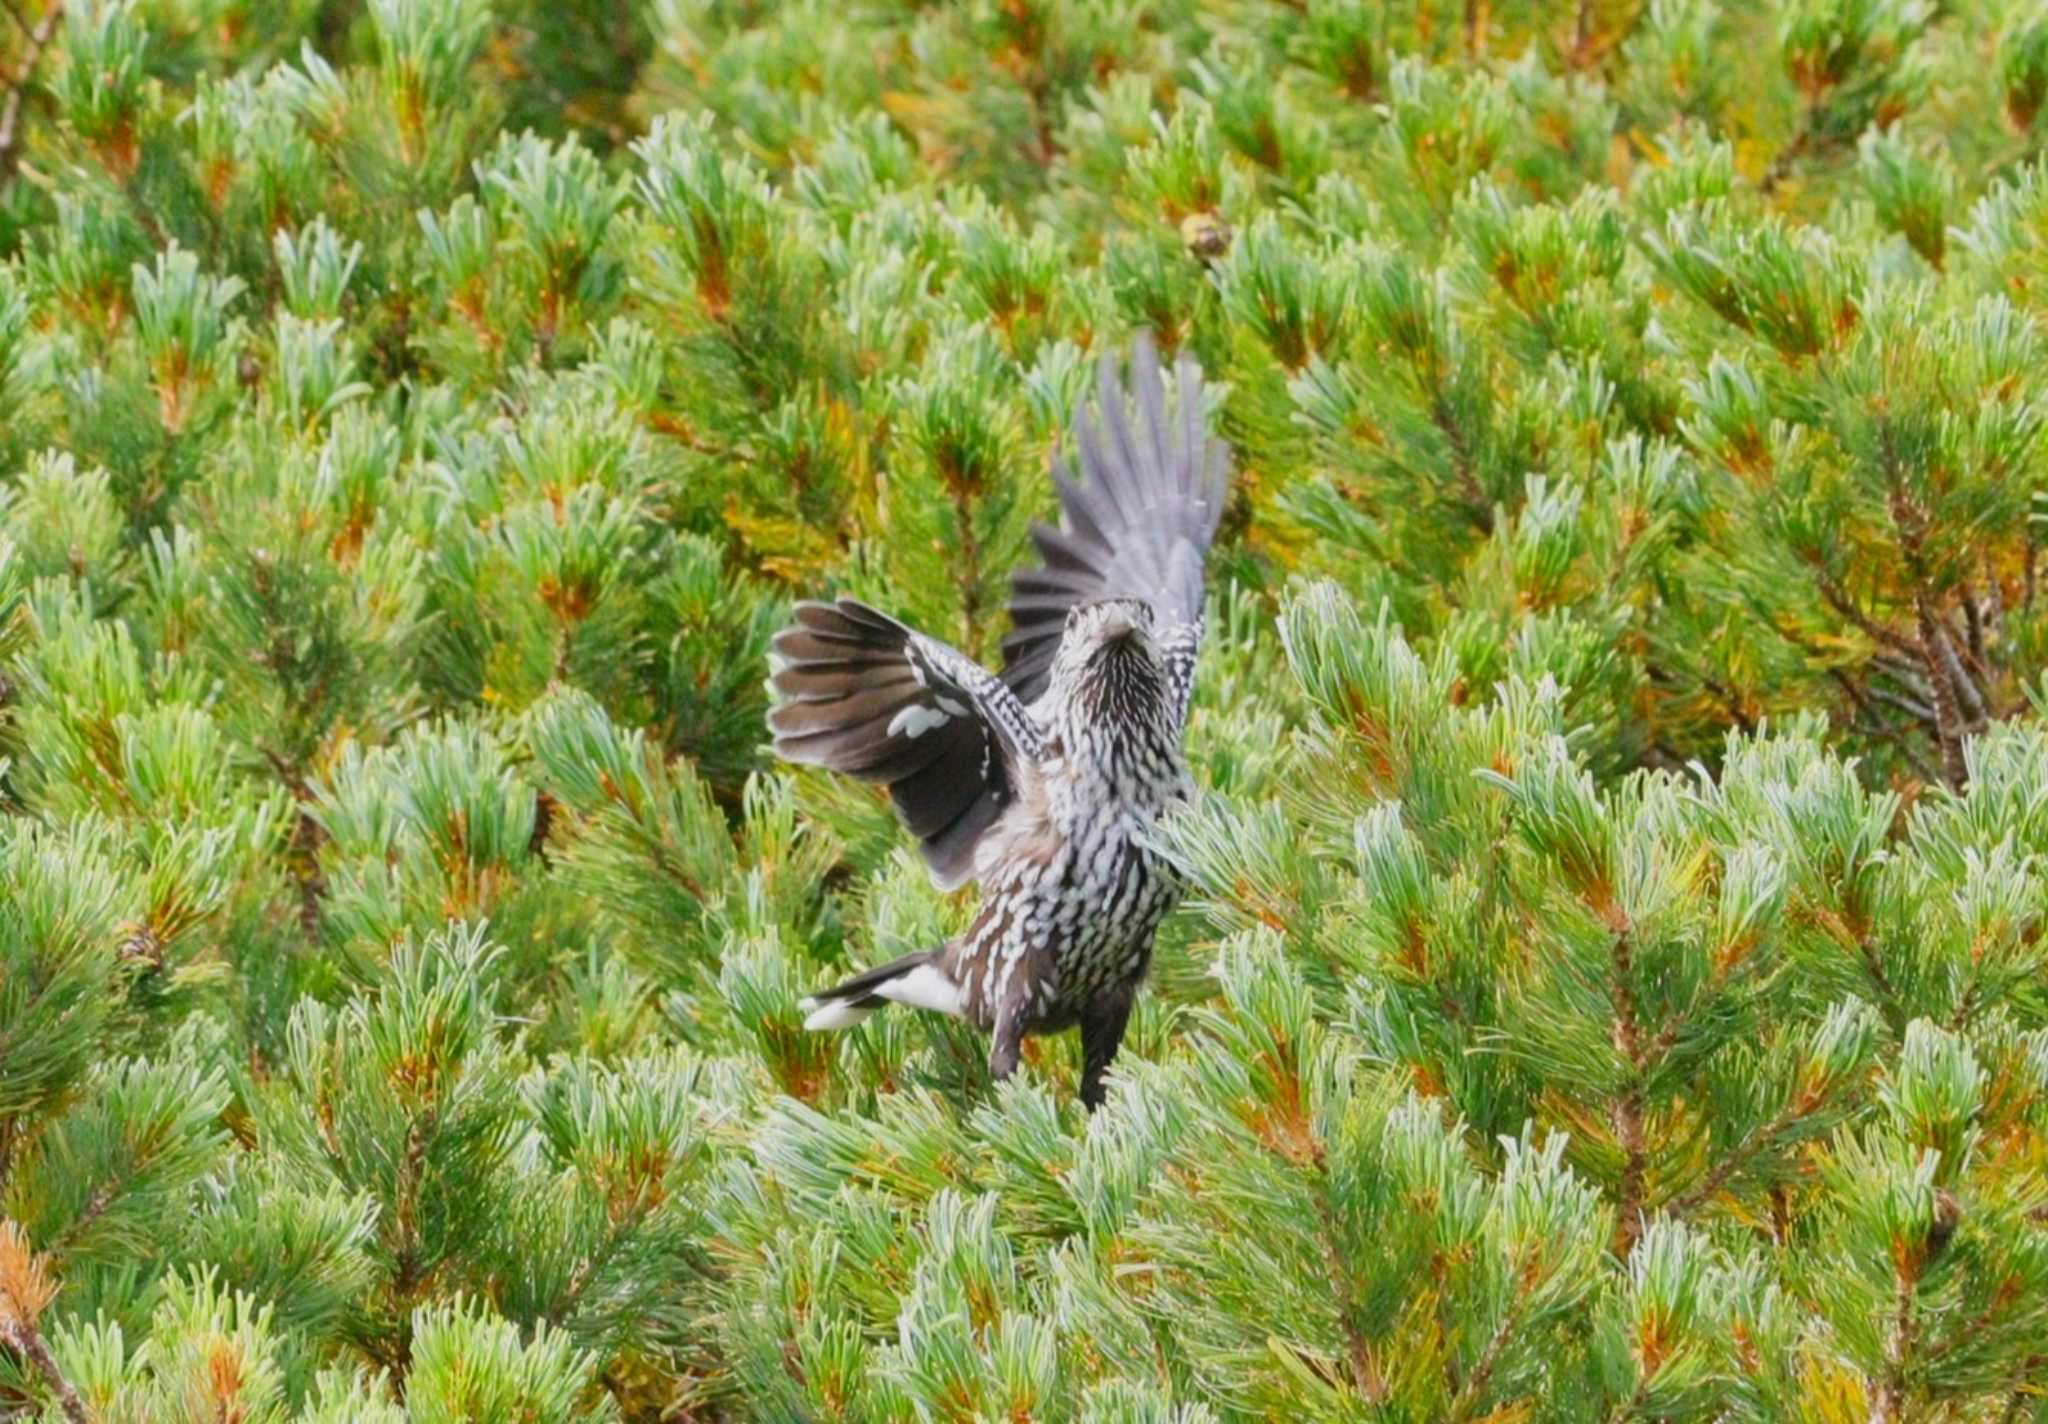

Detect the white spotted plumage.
xmin=917 ymin=599 xmax=1196 ymax=1098
xmin=772 ymin=333 xmax=1230 ymax=1109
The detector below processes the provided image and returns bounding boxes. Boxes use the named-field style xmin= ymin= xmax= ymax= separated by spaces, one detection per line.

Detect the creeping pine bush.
xmin=6 ymin=0 xmax=2048 ymax=1419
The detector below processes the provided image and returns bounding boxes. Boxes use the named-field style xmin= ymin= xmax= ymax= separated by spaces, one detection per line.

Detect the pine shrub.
xmin=3 ymin=0 xmax=2048 ymax=1419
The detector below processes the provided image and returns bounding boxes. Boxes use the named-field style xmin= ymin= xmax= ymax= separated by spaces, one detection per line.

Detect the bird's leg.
xmin=988 ymin=1002 xmax=1028 ymax=1085
xmin=1078 ymin=984 xmax=1137 ymax=1111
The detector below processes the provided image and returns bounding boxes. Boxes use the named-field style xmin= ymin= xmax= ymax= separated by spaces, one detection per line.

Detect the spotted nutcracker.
xmin=766 ymin=333 xmax=1231 ymax=1109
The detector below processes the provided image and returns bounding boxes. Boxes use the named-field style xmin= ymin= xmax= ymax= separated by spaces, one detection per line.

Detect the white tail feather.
xmin=798 ymin=961 xmax=966 ymax=1032
xmin=874 ymin=962 xmax=966 ymax=1016
xmin=801 ymin=997 xmax=879 ymax=1031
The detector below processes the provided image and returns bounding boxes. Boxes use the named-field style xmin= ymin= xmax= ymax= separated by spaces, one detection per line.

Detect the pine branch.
xmin=546 ymin=1195 xmax=654 ymax=1326
xmin=1918 ymin=1270 xmax=2034 ymax=1376
xmin=1282 ymin=1108 xmax=1388 ymax=1403
xmin=1429 ymin=393 xmax=1493 ymax=534
xmin=1662 ymin=1087 xmax=1837 ymax=1217
xmin=0 ymin=1222 xmax=88 ymax=1424
xmin=1867 ymin=684 xmax=1937 ymax=725
xmin=1463 ymin=0 xmax=1486 ymax=59
xmin=1608 ymin=923 xmax=1648 ymax=1256
xmin=1688 ymin=668 xmax=1758 ymax=736
xmin=1929 ymin=615 xmax=1989 ymax=727
xmin=1808 ymin=904 xmax=1906 ymax=1033
xmin=0 ymin=1323 xmax=88 ymax=1424
xmin=388 ymin=1109 xmax=436 ymax=1305
xmin=1759 ymin=120 xmax=1812 ymax=197
xmin=1869 ymin=652 xmax=1935 ymax=699
xmin=1959 ymin=581 xmax=1991 ymax=682
xmin=43 ymin=1176 xmax=122 ymax=1260
xmin=1815 ymin=573 xmax=1920 ymax=661
xmin=1561 ymin=0 xmax=1641 ymax=73
xmin=1603 ymin=1380 xmax=1649 ymax=1424
xmin=261 ymin=747 xmax=331 ymax=941
xmin=1445 ymin=1281 xmax=1529 ymax=1423
xmin=1312 ymin=1181 xmax=1386 ymax=1404
xmin=1916 ymin=597 xmax=1971 ymax=788
xmin=1870 ymin=1259 xmax=1922 ymax=1424
xmin=1830 ymin=667 xmax=1943 ymax=784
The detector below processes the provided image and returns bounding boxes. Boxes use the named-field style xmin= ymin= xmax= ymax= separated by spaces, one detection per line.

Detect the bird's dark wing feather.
xmin=767 ymin=598 xmax=1008 ymax=891
xmin=999 ymin=331 xmax=1232 ymax=704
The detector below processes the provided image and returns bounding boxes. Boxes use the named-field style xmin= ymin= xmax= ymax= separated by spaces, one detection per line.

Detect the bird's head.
xmin=1050 ymin=598 xmax=1164 ymax=712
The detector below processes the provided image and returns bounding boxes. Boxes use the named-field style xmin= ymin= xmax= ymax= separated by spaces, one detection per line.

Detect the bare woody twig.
xmin=1917 ymin=598 xmax=1971 ymax=788
xmin=0 ymin=0 xmax=62 ymax=184
xmin=1814 ymin=573 xmax=1919 ymax=659
xmin=1929 ymin=617 xmax=1989 ymax=726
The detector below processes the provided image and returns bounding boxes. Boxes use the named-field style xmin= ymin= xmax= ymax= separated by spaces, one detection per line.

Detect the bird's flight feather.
xmin=999 ymin=331 xmax=1230 ymax=704
xmin=767 ymin=332 xmax=1230 ymax=890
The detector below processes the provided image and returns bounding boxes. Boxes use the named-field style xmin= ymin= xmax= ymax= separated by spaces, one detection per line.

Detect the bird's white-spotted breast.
xmin=947 ymin=628 xmax=1189 ymax=1033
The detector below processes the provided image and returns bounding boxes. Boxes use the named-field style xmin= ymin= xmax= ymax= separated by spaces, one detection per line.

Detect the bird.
xmin=765 ymin=332 xmax=1231 ymax=1109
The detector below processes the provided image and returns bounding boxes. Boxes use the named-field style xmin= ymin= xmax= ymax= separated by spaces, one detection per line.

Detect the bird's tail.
xmin=799 ymin=950 xmax=966 ymax=1031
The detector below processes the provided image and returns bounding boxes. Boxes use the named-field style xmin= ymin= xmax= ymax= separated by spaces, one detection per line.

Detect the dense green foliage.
xmin=6 ymin=0 xmax=2048 ymax=1418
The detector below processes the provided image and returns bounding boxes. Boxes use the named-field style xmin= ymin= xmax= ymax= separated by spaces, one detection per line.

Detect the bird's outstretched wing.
xmin=767 ymin=598 xmax=1038 ymax=891
xmin=999 ymin=331 xmax=1232 ymax=705
xmin=766 ymin=335 xmax=1228 ymax=888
